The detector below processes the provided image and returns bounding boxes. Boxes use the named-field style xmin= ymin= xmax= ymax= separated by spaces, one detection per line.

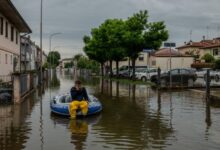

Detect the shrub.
xmin=201 ymin=53 xmax=215 ymax=63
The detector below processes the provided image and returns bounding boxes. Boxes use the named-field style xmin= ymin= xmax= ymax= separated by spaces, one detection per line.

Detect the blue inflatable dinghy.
xmin=50 ymin=94 xmax=102 ymax=117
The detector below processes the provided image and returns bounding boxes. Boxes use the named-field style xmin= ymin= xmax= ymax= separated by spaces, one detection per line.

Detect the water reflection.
xmin=50 ymin=114 xmax=101 ymax=150
xmin=1 ymin=73 xmax=220 ymax=150
xmin=0 ymin=88 xmax=42 ymax=150
xmin=50 ymin=70 xmax=60 ymax=89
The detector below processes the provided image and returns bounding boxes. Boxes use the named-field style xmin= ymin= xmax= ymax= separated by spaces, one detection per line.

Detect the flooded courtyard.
xmin=0 ymin=71 xmax=220 ymax=150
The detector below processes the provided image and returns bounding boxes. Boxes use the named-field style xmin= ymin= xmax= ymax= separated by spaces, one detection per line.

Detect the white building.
xmin=150 ymin=48 xmax=194 ymax=71
xmin=0 ymin=0 xmax=31 ymax=77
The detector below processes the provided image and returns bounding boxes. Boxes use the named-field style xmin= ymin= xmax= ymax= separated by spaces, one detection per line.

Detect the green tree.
xmin=47 ymin=51 xmax=61 ymax=68
xmin=202 ymin=53 xmax=215 ymax=63
xmin=123 ymin=10 xmax=169 ymax=79
xmin=83 ymin=30 xmax=108 ymax=76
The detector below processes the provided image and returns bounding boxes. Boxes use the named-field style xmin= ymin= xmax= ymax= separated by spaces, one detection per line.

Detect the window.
xmin=138 ymin=54 xmax=144 ymax=61
xmin=170 ymin=69 xmax=179 ymax=75
xmin=213 ymin=49 xmax=219 ymax=56
xmin=5 ymin=54 xmax=7 ymax=64
xmin=16 ymin=31 xmax=18 ymax=44
xmin=5 ymin=21 xmax=8 ymax=38
xmin=0 ymin=17 xmax=3 ymax=35
xmin=152 ymin=60 xmax=156 ymax=66
xmin=11 ymin=55 xmax=13 ymax=64
xmin=0 ymin=53 xmax=1 ymax=64
xmin=180 ymin=69 xmax=190 ymax=74
xmin=11 ymin=26 xmax=14 ymax=42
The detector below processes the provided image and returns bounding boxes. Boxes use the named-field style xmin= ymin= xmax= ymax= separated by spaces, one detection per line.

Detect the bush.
xmin=191 ymin=62 xmax=214 ymax=69
xmin=202 ymin=53 xmax=215 ymax=63
xmin=215 ymin=59 xmax=220 ymax=69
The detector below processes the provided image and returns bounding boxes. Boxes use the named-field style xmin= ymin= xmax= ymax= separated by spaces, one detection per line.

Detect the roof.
xmin=153 ymin=48 xmax=192 ymax=57
xmin=202 ymin=43 xmax=220 ymax=49
xmin=176 ymin=41 xmax=213 ymax=49
xmin=0 ymin=0 xmax=31 ymax=33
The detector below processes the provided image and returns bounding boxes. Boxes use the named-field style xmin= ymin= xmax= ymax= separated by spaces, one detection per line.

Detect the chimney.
xmin=202 ymin=36 xmax=205 ymax=41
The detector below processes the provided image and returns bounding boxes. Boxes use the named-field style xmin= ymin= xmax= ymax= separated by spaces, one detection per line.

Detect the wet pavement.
xmin=0 ymin=70 xmax=220 ymax=150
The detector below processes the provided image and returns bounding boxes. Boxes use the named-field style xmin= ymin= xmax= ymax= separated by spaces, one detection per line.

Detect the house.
xmin=20 ymin=36 xmax=37 ymax=71
xmin=200 ymin=38 xmax=220 ymax=59
xmin=149 ymin=48 xmax=194 ymax=71
xmin=60 ymin=58 xmax=73 ymax=69
xmin=0 ymin=0 xmax=31 ymax=77
xmin=111 ymin=51 xmax=150 ymax=69
xmin=177 ymin=37 xmax=220 ymax=59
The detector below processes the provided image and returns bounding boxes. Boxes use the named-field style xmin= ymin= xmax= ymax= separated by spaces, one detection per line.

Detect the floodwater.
xmin=0 ymin=70 xmax=220 ymax=150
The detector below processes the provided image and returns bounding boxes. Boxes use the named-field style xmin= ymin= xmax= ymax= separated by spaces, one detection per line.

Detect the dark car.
xmin=150 ymin=68 xmax=197 ymax=87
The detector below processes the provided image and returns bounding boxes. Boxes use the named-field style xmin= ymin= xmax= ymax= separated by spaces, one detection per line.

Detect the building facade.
xmin=150 ymin=48 xmax=194 ymax=71
xmin=0 ymin=0 xmax=31 ymax=76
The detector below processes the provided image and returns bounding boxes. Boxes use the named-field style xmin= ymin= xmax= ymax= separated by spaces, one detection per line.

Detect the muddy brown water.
xmin=0 ymin=71 xmax=220 ymax=150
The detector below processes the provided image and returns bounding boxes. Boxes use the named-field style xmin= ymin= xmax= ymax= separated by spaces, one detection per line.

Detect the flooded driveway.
xmin=0 ymin=70 xmax=220 ymax=150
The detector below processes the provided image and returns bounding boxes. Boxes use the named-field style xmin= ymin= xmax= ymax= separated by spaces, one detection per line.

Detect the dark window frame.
xmin=11 ymin=26 xmax=14 ymax=42
xmin=5 ymin=21 xmax=8 ymax=38
xmin=0 ymin=17 xmax=3 ymax=35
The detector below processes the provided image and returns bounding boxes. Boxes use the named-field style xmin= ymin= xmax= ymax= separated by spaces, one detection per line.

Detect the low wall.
xmin=13 ymin=70 xmax=48 ymax=104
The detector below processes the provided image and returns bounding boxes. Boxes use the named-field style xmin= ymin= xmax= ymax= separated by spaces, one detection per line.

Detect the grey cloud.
xmin=12 ymin=0 xmax=220 ymax=58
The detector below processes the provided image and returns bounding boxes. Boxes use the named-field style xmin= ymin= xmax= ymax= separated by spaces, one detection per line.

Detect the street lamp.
xmin=49 ymin=33 xmax=61 ymax=53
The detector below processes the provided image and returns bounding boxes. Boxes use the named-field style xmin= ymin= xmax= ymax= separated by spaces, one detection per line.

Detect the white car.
xmin=136 ymin=68 xmax=159 ymax=81
xmin=196 ymin=68 xmax=220 ymax=81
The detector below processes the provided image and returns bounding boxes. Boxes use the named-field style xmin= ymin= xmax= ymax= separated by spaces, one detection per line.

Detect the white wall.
xmin=0 ymin=12 xmax=20 ymax=76
xmin=151 ymin=57 xmax=194 ymax=71
xmin=111 ymin=52 xmax=150 ymax=69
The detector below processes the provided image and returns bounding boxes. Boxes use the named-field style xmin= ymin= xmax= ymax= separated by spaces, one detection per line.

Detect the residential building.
xmin=200 ymin=37 xmax=220 ymax=59
xmin=20 ymin=36 xmax=37 ymax=71
xmin=111 ymin=51 xmax=150 ymax=69
xmin=177 ymin=37 xmax=220 ymax=59
xmin=0 ymin=0 xmax=31 ymax=76
xmin=149 ymin=48 xmax=194 ymax=71
xmin=60 ymin=58 xmax=73 ymax=69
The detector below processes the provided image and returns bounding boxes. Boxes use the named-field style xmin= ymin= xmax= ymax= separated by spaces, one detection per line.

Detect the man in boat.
xmin=69 ymin=80 xmax=89 ymax=119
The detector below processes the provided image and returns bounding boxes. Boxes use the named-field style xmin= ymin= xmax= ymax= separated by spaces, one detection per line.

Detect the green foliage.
xmin=73 ymin=53 xmax=83 ymax=62
xmin=83 ymin=10 xmax=169 ymax=77
xmin=43 ymin=62 xmax=48 ymax=69
xmin=77 ymin=56 xmax=100 ymax=73
xmin=64 ymin=61 xmax=73 ymax=68
xmin=215 ymin=59 xmax=220 ymax=69
xmin=202 ymin=53 xmax=215 ymax=63
xmin=47 ymin=51 xmax=61 ymax=68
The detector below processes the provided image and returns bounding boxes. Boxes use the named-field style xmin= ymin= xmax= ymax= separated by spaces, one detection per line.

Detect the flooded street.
xmin=1 ymin=71 xmax=220 ymax=150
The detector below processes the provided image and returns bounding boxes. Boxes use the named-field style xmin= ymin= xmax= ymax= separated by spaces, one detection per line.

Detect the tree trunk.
xmin=131 ymin=58 xmax=136 ymax=80
xmin=116 ymin=61 xmax=119 ymax=78
xmin=109 ymin=60 xmax=113 ymax=77
xmin=101 ymin=63 xmax=104 ymax=76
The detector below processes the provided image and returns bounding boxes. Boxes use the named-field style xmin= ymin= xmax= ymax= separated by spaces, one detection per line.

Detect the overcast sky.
xmin=12 ymin=0 xmax=220 ymax=58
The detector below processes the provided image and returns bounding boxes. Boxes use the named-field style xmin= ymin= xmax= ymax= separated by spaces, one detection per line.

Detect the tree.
xmin=83 ymin=29 xmax=108 ymax=76
xmin=102 ymin=19 xmax=126 ymax=77
xmin=202 ymin=53 xmax=215 ymax=63
xmin=47 ymin=51 xmax=61 ymax=68
xmin=123 ymin=10 xmax=169 ymax=79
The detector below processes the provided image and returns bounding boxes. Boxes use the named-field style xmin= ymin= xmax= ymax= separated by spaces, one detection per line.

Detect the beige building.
xmin=177 ymin=37 xmax=220 ymax=59
xmin=150 ymin=48 xmax=194 ymax=71
xmin=0 ymin=0 xmax=31 ymax=76
xmin=111 ymin=52 xmax=150 ymax=69
xmin=60 ymin=58 xmax=73 ymax=69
